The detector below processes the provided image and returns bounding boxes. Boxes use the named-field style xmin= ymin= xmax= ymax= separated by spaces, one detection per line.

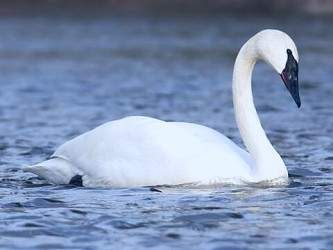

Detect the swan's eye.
xmin=287 ymin=49 xmax=292 ymax=55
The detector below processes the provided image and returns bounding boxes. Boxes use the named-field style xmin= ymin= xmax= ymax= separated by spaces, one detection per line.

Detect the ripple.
xmin=111 ymin=220 xmax=147 ymax=230
xmin=173 ymin=212 xmax=244 ymax=224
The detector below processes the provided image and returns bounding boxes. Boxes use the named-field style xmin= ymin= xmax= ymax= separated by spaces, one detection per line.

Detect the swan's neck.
xmin=232 ymin=41 xmax=287 ymax=180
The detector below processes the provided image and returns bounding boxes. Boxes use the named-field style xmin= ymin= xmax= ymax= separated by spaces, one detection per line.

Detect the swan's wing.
xmin=41 ymin=116 xmax=207 ymax=186
xmin=170 ymin=122 xmax=252 ymax=166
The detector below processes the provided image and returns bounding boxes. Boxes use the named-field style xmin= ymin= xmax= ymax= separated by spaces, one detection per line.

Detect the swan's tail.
xmin=23 ymin=157 xmax=77 ymax=185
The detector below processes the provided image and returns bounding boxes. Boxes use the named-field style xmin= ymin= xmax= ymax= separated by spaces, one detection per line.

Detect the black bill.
xmin=280 ymin=49 xmax=301 ymax=108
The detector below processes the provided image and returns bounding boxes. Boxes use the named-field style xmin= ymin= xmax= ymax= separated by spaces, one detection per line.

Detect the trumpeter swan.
xmin=23 ymin=29 xmax=300 ymax=187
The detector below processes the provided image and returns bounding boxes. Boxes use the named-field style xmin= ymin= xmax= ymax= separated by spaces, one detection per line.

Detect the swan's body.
xmin=24 ymin=29 xmax=300 ymax=187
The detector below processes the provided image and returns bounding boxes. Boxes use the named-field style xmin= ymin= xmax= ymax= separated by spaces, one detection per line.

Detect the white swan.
xmin=23 ymin=29 xmax=301 ymax=188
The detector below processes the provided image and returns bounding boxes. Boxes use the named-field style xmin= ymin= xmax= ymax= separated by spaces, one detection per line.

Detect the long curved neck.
xmin=232 ymin=40 xmax=286 ymax=180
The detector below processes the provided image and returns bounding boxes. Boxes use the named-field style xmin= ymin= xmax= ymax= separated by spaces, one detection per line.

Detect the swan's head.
xmin=254 ymin=29 xmax=301 ymax=108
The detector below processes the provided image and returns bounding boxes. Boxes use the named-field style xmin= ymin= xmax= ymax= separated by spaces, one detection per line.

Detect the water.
xmin=0 ymin=15 xmax=333 ymax=249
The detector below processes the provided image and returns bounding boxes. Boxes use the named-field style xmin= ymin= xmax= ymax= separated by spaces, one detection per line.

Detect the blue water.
xmin=0 ymin=15 xmax=333 ymax=249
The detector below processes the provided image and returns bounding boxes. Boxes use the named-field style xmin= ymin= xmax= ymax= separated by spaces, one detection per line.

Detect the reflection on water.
xmin=0 ymin=15 xmax=333 ymax=249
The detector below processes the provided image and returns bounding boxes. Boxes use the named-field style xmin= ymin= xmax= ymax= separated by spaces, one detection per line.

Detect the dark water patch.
xmin=7 ymin=168 xmax=20 ymax=173
xmin=192 ymin=206 xmax=222 ymax=211
xmin=0 ymin=161 xmax=9 ymax=166
xmin=149 ymin=187 xmax=162 ymax=192
xmin=0 ymin=143 xmax=8 ymax=151
xmin=257 ymin=104 xmax=280 ymax=112
xmin=70 ymin=209 xmax=88 ymax=215
xmin=17 ymin=198 xmax=66 ymax=208
xmin=251 ymin=234 xmax=266 ymax=238
xmin=320 ymin=167 xmax=332 ymax=173
xmin=301 ymin=80 xmax=320 ymax=90
xmin=2 ymin=202 xmax=25 ymax=208
xmin=23 ymin=222 xmax=44 ymax=228
xmin=111 ymin=220 xmax=147 ymax=230
xmin=287 ymin=180 xmax=302 ymax=188
xmin=174 ymin=212 xmax=243 ymax=224
xmin=288 ymin=172 xmax=303 ymax=178
xmin=166 ymin=232 xmax=181 ymax=239
xmin=289 ymin=168 xmax=320 ymax=177
xmin=285 ymin=238 xmax=298 ymax=243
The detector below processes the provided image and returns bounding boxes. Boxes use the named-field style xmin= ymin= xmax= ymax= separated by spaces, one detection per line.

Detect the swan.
xmin=23 ymin=29 xmax=300 ymax=188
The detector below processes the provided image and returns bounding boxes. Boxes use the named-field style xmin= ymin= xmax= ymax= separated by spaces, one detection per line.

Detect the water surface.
xmin=0 ymin=15 xmax=332 ymax=249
